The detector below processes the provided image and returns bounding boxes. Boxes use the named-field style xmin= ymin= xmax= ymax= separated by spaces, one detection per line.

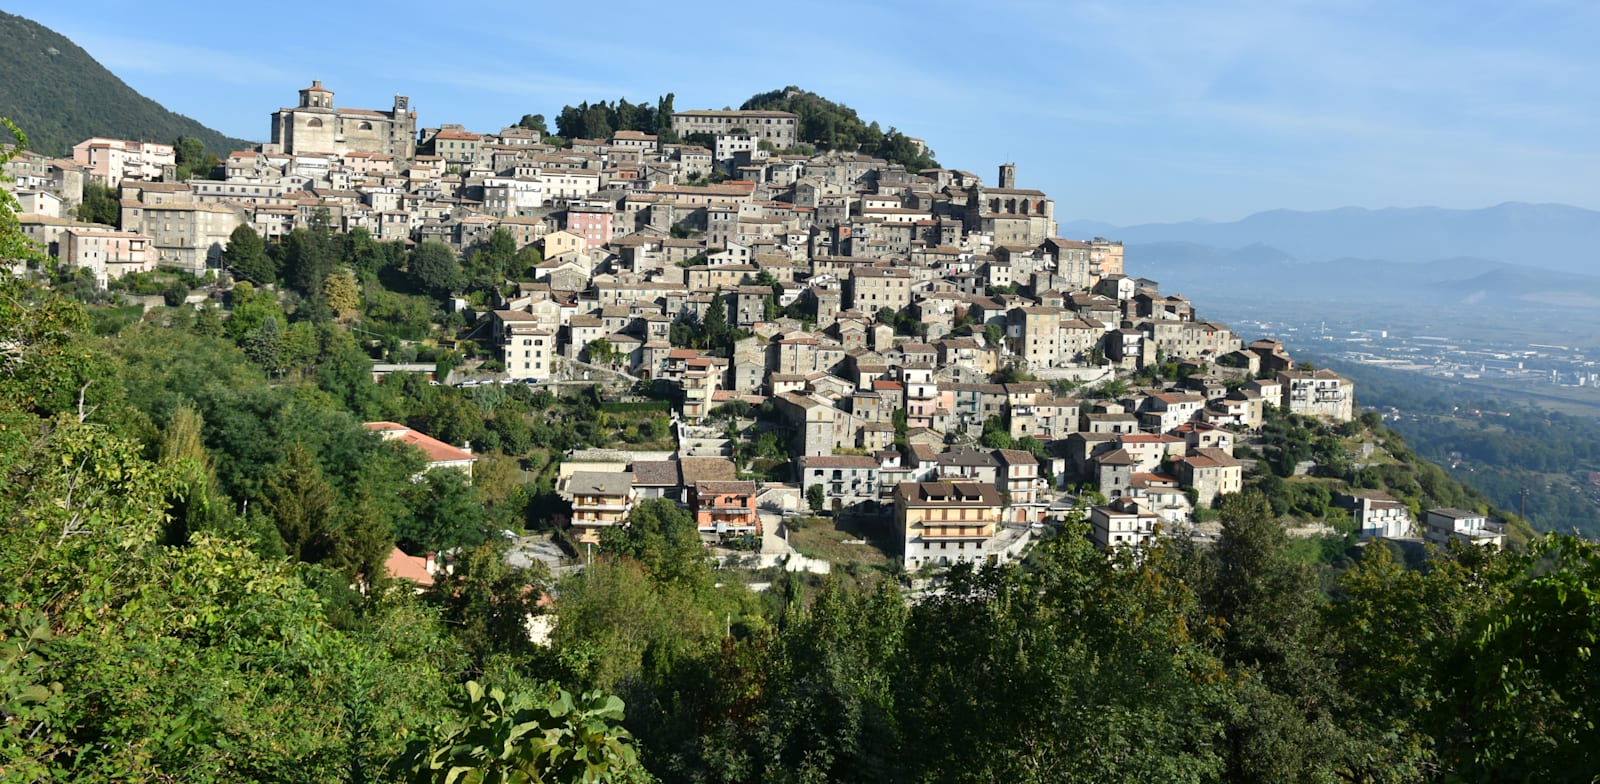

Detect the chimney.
xmin=461 ymin=442 xmax=472 ymax=454
xmin=424 ymin=552 xmax=437 ymax=574
xmin=312 ymin=80 xmax=322 ymax=88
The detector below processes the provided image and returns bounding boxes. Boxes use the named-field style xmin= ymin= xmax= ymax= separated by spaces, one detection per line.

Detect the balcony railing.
xmin=919 ymin=527 xmax=993 ymax=540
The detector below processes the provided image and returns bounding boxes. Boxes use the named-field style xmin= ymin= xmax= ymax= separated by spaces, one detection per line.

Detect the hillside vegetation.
xmin=742 ymin=85 xmax=937 ymax=169
xmin=0 ymin=11 xmax=249 ymax=156
xmin=1332 ymin=360 xmax=1600 ymax=537
xmin=533 ymin=86 xmax=938 ymax=170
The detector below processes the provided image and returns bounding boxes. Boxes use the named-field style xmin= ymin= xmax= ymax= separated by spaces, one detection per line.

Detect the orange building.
xmin=692 ymin=480 xmax=760 ymax=538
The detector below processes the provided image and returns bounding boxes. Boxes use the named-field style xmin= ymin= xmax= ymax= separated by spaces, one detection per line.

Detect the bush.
xmin=597 ymin=400 xmax=671 ymax=413
xmin=161 ymin=281 xmax=190 ymax=307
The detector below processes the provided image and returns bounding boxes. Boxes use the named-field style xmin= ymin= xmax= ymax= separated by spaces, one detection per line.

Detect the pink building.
xmin=566 ymin=206 xmax=614 ymax=246
xmin=72 ymin=138 xmax=175 ymax=187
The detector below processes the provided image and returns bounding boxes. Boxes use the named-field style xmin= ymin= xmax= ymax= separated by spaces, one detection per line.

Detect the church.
xmin=269 ymin=80 xmax=417 ymax=160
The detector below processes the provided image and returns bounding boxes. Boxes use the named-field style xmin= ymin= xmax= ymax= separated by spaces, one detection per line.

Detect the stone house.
xmin=1279 ymin=369 xmax=1355 ymax=422
xmin=1174 ymin=448 xmax=1244 ymax=507
xmin=799 ymin=455 xmax=881 ymax=510
xmin=1089 ymin=498 xmax=1165 ymax=550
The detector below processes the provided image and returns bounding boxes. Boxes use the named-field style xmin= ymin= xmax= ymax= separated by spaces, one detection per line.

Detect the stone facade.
xmin=671 ymin=110 xmax=799 ymax=148
xmin=270 ymin=81 xmax=417 ymax=159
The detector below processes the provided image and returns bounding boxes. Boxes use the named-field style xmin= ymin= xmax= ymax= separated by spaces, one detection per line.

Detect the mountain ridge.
xmin=1065 ymin=201 xmax=1600 ymax=277
xmin=0 ymin=10 xmax=250 ymax=157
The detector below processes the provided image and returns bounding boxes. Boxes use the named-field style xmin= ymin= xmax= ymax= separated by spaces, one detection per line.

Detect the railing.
xmin=920 ymin=529 xmax=992 ymax=540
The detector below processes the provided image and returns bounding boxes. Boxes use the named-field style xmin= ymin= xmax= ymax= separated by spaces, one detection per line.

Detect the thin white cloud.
xmin=69 ymin=32 xmax=294 ymax=85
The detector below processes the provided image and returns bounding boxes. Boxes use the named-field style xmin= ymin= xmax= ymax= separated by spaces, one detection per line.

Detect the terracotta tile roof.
xmin=365 ymin=422 xmax=476 ymax=465
xmin=385 ymin=547 xmax=434 ymax=586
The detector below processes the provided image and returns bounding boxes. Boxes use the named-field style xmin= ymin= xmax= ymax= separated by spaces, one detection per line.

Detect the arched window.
xmin=306 ymin=117 xmax=323 ymax=128
xmin=357 ymin=121 xmax=373 ymax=131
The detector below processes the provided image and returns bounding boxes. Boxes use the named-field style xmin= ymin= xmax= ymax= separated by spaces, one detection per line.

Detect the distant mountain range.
xmin=0 ymin=11 xmax=249 ymax=157
xmin=1063 ymin=203 xmax=1600 ymax=309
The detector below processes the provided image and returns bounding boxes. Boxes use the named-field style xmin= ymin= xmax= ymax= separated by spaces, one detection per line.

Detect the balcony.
xmin=574 ymin=502 xmax=632 ymax=513
xmin=919 ymin=526 xmax=993 ymax=540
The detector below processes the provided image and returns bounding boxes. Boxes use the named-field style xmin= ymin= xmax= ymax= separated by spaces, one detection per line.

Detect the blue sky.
xmin=10 ymin=0 xmax=1599 ymax=224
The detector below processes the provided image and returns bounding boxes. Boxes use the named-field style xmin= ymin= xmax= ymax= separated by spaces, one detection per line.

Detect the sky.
xmin=9 ymin=0 xmax=1600 ymax=225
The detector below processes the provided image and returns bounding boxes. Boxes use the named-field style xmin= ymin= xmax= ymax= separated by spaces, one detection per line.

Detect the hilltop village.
xmin=4 ymin=81 xmax=1506 ymax=575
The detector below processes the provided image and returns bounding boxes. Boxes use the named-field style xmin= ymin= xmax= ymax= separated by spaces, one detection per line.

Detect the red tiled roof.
xmin=365 ymin=422 xmax=476 ymax=465
xmin=385 ymin=547 xmax=434 ymax=586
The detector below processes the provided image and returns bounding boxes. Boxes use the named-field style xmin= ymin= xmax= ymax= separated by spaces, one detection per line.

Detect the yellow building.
xmin=894 ymin=481 xmax=1004 ymax=571
xmin=564 ymin=471 xmax=636 ymax=544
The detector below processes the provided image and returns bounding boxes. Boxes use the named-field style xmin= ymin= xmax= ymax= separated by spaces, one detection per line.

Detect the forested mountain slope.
xmin=0 ymin=11 xmax=248 ymax=156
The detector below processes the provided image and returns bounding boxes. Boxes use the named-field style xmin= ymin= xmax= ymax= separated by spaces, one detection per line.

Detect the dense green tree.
xmin=221 ymin=224 xmax=274 ymax=284
xmin=703 ymin=292 xmax=728 ymax=351
xmin=172 ymin=134 xmax=212 ymax=180
xmin=553 ymin=95 xmax=672 ymax=141
xmin=1193 ymin=492 xmax=1356 ymax=782
xmin=807 ymin=483 xmax=826 ymax=514
xmin=512 ymin=243 xmax=543 ymax=279
xmin=281 ymin=320 xmax=320 ymax=374
xmin=426 ymin=543 xmax=548 ymax=671
xmin=655 ymin=93 xmax=676 ymax=140
xmin=409 ymin=240 xmax=462 ymax=300
xmin=243 ymin=313 xmax=286 ymax=374
xmin=77 ymin=180 xmax=120 ymax=226
xmin=515 ymin=113 xmax=548 ymax=136
xmin=1428 ymin=537 xmax=1600 ymax=780
xmin=581 ymin=103 xmax=614 ymax=139
xmin=315 ymin=324 xmax=384 ymax=417
xmin=551 ymin=558 xmax=724 ymax=695
xmin=398 ymin=468 xmax=487 ymax=554
xmin=193 ymin=302 xmax=224 ymax=337
xmin=597 ymin=499 xmax=709 ymax=590
xmin=342 ymin=225 xmax=387 ymax=279
xmin=329 ymin=484 xmax=395 ymax=581
xmin=874 ymin=127 xmax=937 ymax=170
xmin=156 ymin=403 xmax=231 ymax=546
xmin=395 ymin=681 xmax=647 ymax=784
xmin=461 ymin=228 xmax=516 ymax=294
xmin=263 ymin=441 xmax=338 ymax=562
xmin=161 ymin=278 xmax=189 ymax=307
xmin=897 ymin=525 xmax=1230 ymax=783
xmin=280 ymin=221 xmax=339 ymax=314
